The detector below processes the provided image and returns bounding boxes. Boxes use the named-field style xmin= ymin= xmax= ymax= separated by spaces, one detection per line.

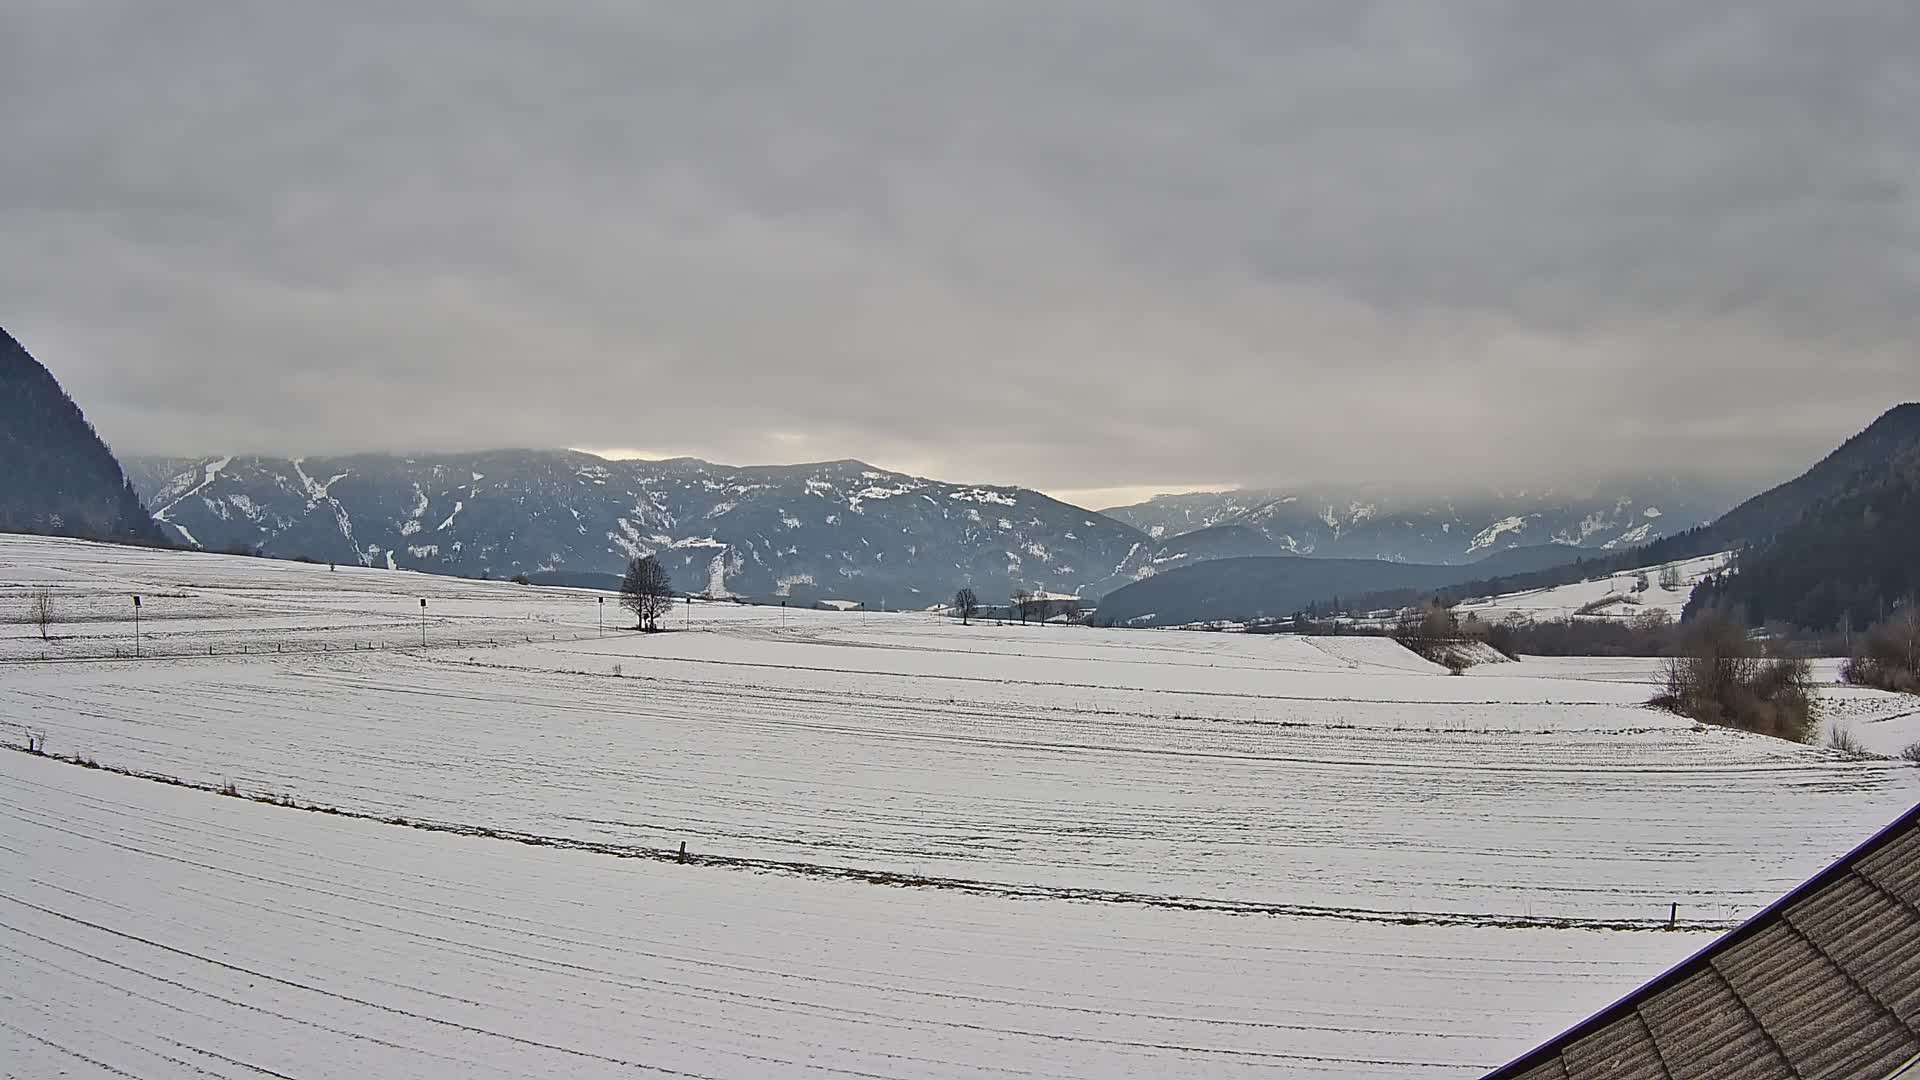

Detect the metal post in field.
xmin=419 ymin=598 xmax=427 ymax=647
xmin=598 ymin=596 xmax=604 ymax=637
xmin=132 ymin=595 xmax=141 ymax=658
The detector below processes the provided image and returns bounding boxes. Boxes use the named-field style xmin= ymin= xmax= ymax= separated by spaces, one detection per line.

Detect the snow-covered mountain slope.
xmin=125 ymin=451 xmax=1143 ymax=605
xmin=1100 ymin=481 xmax=1740 ymax=564
xmin=1451 ymin=552 xmax=1733 ymax=624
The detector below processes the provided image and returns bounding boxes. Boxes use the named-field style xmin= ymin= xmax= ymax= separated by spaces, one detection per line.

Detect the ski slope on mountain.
xmin=1451 ymin=552 xmax=1731 ymax=624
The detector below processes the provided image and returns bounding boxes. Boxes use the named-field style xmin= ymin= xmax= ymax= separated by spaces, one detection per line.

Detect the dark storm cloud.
xmin=3 ymin=2 xmax=1915 ymax=498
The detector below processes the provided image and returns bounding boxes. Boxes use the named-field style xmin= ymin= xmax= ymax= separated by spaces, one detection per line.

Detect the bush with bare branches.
xmin=1842 ymin=603 xmax=1920 ymax=694
xmin=1651 ymin=612 xmax=1819 ymax=743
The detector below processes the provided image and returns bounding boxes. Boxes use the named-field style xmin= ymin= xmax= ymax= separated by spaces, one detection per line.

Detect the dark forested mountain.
xmin=1100 ymin=480 xmax=1737 ymax=565
xmin=0 ymin=328 xmax=162 ymax=543
xmin=1688 ymin=443 xmax=1920 ymax=631
xmin=1706 ymin=403 xmax=1920 ymax=544
xmin=1091 ymin=555 xmax=1502 ymax=627
xmin=125 ymin=451 xmax=1145 ymax=606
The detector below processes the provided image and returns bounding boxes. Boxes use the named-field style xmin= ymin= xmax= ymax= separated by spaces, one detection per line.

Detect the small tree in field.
xmin=620 ymin=556 xmax=675 ymax=632
xmin=952 ymin=587 xmax=980 ymax=625
xmin=1659 ymin=564 xmax=1683 ymax=591
xmin=29 ymin=587 xmax=53 ymax=641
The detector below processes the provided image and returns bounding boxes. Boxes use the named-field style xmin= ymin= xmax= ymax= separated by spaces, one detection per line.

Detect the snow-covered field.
xmin=3 ymin=534 xmax=1918 ymax=1077
xmin=1452 ymin=552 xmax=1731 ymax=624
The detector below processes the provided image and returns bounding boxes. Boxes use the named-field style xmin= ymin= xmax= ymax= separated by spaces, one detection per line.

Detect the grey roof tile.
xmin=1638 ymin=968 xmax=1785 ymax=1080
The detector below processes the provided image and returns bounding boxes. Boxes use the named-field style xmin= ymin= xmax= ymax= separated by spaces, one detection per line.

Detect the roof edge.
xmin=1483 ymin=799 xmax=1920 ymax=1079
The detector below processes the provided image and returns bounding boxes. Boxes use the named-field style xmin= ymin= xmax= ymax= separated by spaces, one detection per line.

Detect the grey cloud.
xmin=3 ymin=1 xmax=1915 ymax=497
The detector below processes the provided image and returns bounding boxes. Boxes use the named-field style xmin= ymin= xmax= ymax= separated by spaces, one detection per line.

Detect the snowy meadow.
xmin=3 ymin=534 xmax=1917 ymax=1077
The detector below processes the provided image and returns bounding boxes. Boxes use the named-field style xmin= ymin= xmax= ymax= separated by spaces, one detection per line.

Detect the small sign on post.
xmin=419 ymin=598 xmax=427 ymax=647
xmin=132 ymin=595 xmax=142 ymax=658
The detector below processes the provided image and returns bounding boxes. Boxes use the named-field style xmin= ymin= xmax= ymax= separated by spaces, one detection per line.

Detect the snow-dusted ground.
xmin=1 ymin=750 xmax=1706 ymax=1079
xmin=1499 ymin=654 xmax=1920 ymax=760
xmin=1452 ymin=552 xmax=1731 ymax=624
xmin=3 ymin=535 xmax=1918 ymax=1077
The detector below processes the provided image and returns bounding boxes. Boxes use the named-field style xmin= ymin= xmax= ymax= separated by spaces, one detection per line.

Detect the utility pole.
xmin=132 ymin=595 xmax=141 ymax=658
xmin=419 ymin=598 xmax=427 ymax=648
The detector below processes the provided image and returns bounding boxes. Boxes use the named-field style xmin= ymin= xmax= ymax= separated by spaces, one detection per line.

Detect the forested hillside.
xmin=0 ymin=328 xmax=163 ymax=543
xmin=1688 ymin=447 xmax=1919 ymax=631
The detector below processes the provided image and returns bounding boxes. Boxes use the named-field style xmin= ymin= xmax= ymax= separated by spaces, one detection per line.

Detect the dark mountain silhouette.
xmin=1705 ymin=403 xmax=1920 ymax=545
xmin=1687 ymin=441 xmax=1920 ymax=631
xmin=0 ymin=328 xmax=163 ymax=543
xmin=1091 ymin=555 xmax=1490 ymax=627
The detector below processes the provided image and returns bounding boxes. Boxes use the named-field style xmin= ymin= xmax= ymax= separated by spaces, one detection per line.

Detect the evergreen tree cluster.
xmin=1 ymin=328 xmax=164 ymax=543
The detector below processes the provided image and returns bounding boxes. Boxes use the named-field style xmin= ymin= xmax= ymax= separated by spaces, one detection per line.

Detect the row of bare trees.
xmin=950 ymin=587 xmax=1081 ymax=626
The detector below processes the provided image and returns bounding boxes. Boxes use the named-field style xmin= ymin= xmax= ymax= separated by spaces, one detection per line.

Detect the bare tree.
xmin=620 ymin=556 xmax=675 ymax=632
xmin=952 ymin=587 xmax=980 ymax=625
xmin=1658 ymin=564 xmax=1683 ymax=591
xmin=1011 ymin=589 xmax=1033 ymax=625
xmin=29 ymin=587 xmax=53 ymax=641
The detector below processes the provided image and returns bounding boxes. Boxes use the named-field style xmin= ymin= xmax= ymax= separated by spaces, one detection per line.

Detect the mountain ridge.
xmin=1098 ymin=480 xmax=1737 ymax=565
xmin=125 ymin=450 xmax=1145 ymax=606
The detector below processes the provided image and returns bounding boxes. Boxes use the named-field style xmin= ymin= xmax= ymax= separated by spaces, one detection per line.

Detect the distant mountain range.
xmin=124 ymin=448 xmax=1740 ymax=608
xmin=1100 ymin=403 xmax=1920 ymax=628
xmin=0 ymin=329 xmax=162 ymax=544
xmin=1100 ymin=480 xmax=1740 ymax=564
xmin=4 ymin=323 xmax=1892 ymax=627
xmin=125 ymin=451 xmax=1144 ymax=606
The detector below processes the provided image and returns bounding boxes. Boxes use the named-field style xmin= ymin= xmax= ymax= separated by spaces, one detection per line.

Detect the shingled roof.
xmin=1485 ymin=802 xmax=1920 ymax=1080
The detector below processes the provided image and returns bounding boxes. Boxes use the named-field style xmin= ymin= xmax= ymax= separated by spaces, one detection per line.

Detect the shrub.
xmin=1902 ymin=741 xmax=1920 ymax=764
xmin=1826 ymin=726 xmax=1868 ymax=756
xmin=1651 ymin=612 xmax=1819 ymax=743
xmin=1842 ymin=606 xmax=1920 ymax=694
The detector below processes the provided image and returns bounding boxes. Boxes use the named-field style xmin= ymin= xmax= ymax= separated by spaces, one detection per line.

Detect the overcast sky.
xmin=4 ymin=3 xmax=1914 ymax=506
